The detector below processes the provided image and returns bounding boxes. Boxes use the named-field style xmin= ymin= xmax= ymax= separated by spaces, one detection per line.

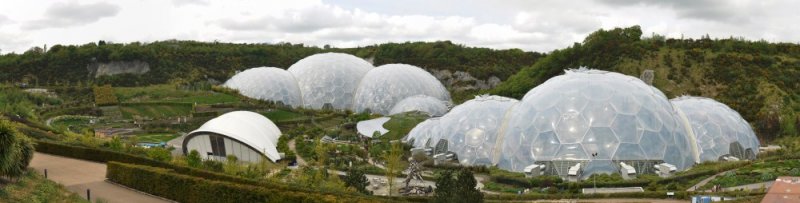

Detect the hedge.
xmin=106 ymin=162 xmax=388 ymax=203
xmin=36 ymin=141 xmax=427 ymax=202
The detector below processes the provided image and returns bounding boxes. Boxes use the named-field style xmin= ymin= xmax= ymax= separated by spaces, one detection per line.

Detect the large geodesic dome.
xmin=353 ymin=64 xmax=451 ymax=115
xmin=671 ymin=96 xmax=760 ymax=161
xmin=389 ymin=95 xmax=449 ymax=117
xmin=494 ymin=69 xmax=698 ymax=178
xmin=223 ymin=67 xmax=302 ymax=107
xmin=287 ymin=53 xmax=373 ymax=110
xmin=425 ymin=95 xmax=518 ymax=166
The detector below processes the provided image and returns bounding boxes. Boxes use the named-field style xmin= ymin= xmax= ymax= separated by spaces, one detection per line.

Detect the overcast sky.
xmin=0 ymin=0 xmax=798 ymax=53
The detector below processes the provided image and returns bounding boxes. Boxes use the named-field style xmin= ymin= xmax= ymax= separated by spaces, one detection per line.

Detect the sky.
xmin=0 ymin=0 xmax=798 ymax=54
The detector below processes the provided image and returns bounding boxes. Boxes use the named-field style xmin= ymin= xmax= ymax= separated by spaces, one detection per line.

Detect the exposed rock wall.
xmin=87 ymin=61 xmax=150 ymax=78
xmin=429 ymin=69 xmax=501 ymax=91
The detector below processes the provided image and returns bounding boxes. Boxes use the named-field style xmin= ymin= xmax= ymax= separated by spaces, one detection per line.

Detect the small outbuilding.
xmin=183 ymin=111 xmax=282 ymax=163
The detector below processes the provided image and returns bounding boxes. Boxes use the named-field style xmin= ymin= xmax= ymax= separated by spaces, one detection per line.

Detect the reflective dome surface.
xmin=223 ymin=67 xmax=302 ymax=107
xmin=495 ymin=69 xmax=697 ymax=177
xmin=287 ymin=53 xmax=372 ymax=110
xmin=389 ymin=95 xmax=449 ymax=117
xmin=433 ymin=95 xmax=518 ymax=166
xmin=353 ymin=64 xmax=451 ymax=115
xmin=671 ymin=96 xmax=760 ymax=161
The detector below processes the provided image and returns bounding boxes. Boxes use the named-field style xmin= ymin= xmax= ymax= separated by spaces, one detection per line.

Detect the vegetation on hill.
xmin=491 ymin=26 xmax=800 ymax=142
xmin=0 ymin=169 xmax=88 ymax=203
xmin=0 ymin=40 xmax=541 ymax=89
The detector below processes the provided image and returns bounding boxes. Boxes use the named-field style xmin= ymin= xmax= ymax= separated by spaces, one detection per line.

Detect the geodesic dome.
xmin=223 ymin=67 xmax=302 ymax=107
xmin=428 ymin=95 xmax=518 ymax=166
xmin=287 ymin=53 xmax=372 ymax=110
xmin=353 ymin=64 xmax=451 ymax=115
xmin=494 ymin=69 xmax=698 ymax=178
xmin=405 ymin=118 xmax=441 ymax=149
xmin=671 ymin=96 xmax=760 ymax=161
xmin=389 ymin=95 xmax=449 ymax=117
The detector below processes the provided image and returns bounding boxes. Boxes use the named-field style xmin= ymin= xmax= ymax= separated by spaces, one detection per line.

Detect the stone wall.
xmin=87 ymin=60 xmax=150 ymax=78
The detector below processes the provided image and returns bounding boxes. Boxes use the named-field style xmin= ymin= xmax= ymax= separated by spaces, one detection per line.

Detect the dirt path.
xmin=30 ymin=153 xmax=171 ymax=203
xmin=287 ymin=138 xmax=307 ymax=166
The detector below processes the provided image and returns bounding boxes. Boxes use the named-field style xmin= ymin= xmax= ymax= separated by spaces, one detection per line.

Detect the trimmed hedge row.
xmin=36 ymin=141 xmax=427 ymax=202
xmin=106 ymin=162 xmax=383 ymax=203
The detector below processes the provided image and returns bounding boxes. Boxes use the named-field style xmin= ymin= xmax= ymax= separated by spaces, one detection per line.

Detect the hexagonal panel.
xmin=637 ymin=108 xmax=662 ymax=131
xmin=581 ymin=82 xmax=614 ymax=101
xmin=554 ymin=144 xmax=589 ymax=160
xmin=532 ymin=131 xmax=560 ymax=160
xmin=556 ymin=91 xmax=588 ymax=114
xmin=614 ymin=143 xmax=647 ymax=160
xmin=582 ymin=127 xmax=619 ymax=159
xmin=639 ymin=130 xmax=666 ymax=159
xmin=611 ymin=114 xmax=641 ymax=143
xmin=610 ymin=94 xmax=642 ymax=115
xmin=584 ymin=102 xmax=617 ymax=127
xmin=533 ymin=108 xmax=560 ymax=132
xmin=556 ymin=111 xmax=589 ymax=143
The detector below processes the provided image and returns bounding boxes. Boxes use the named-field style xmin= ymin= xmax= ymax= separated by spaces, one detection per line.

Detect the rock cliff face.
xmin=87 ymin=61 xmax=150 ymax=78
xmin=429 ymin=69 xmax=501 ymax=91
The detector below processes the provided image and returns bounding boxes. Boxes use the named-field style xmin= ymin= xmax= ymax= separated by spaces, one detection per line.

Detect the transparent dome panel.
xmin=671 ymin=96 xmax=760 ymax=161
xmin=224 ymin=67 xmax=302 ymax=107
xmin=287 ymin=53 xmax=372 ymax=110
xmin=353 ymin=64 xmax=451 ymax=115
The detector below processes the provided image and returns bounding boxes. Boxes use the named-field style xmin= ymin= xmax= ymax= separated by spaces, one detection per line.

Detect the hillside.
xmin=491 ymin=26 xmax=800 ymax=142
xmin=0 ymin=41 xmax=541 ymax=98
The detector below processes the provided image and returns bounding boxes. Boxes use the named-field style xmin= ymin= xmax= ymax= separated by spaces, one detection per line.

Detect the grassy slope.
xmin=114 ymin=84 xmax=239 ymax=104
xmin=136 ymin=133 xmax=180 ymax=143
xmin=382 ymin=112 xmax=429 ymax=140
xmin=119 ymin=103 xmax=193 ymax=119
xmin=0 ymin=171 xmax=87 ymax=203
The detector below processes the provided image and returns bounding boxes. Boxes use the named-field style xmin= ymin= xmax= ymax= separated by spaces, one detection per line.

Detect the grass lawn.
xmin=50 ymin=116 xmax=92 ymax=133
xmin=120 ymin=103 xmax=193 ymax=119
xmin=381 ymin=112 xmax=429 ymax=140
xmin=0 ymin=170 xmax=88 ymax=203
xmin=136 ymin=133 xmax=180 ymax=143
xmin=114 ymin=84 xmax=239 ymax=105
xmin=262 ymin=109 xmax=308 ymax=123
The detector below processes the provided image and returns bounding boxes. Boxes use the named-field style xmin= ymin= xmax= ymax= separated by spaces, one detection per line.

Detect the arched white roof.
xmin=353 ymin=64 xmax=451 ymax=115
xmin=389 ymin=95 xmax=449 ymax=117
xmin=287 ymin=53 xmax=373 ymax=110
xmin=187 ymin=111 xmax=283 ymax=162
xmin=224 ymin=67 xmax=302 ymax=107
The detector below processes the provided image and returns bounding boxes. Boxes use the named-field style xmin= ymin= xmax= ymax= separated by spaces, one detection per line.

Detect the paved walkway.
xmin=287 ymin=138 xmax=308 ymax=166
xmin=722 ymin=181 xmax=773 ymax=192
xmin=30 ymin=153 xmax=171 ymax=203
xmin=686 ymin=169 xmax=734 ymax=192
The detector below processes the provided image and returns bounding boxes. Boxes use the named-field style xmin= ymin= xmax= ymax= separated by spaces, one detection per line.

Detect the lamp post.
xmin=592 ymin=152 xmax=597 ymax=194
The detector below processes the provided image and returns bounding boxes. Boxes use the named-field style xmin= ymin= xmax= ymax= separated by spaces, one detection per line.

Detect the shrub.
xmin=106 ymin=162 xmax=406 ymax=203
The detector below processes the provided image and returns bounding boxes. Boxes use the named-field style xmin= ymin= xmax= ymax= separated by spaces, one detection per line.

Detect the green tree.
xmin=344 ymin=168 xmax=371 ymax=195
xmin=186 ymin=150 xmax=202 ymax=168
xmin=454 ymin=168 xmax=483 ymax=203
xmin=146 ymin=147 xmax=172 ymax=162
xmin=433 ymin=170 xmax=455 ymax=203
xmin=383 ymin=141 xmax=403 ymax=196
xmin=433 ymin=169 xmax=483 ymax=203
xmin=0 ymin=119 xmax=35 ymax=180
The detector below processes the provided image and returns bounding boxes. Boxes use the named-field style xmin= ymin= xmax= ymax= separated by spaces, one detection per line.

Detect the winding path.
xmin=30 ymin=152 xmax=171 ymax=203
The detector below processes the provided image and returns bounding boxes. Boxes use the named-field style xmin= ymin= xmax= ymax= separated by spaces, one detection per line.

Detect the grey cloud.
xmin=597 ymin=0 xmax=756 ymax=23
xmin=23 ymin=2 xmax=121 ymax=30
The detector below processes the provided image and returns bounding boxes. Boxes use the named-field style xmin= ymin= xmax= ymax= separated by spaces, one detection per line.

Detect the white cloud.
xmin=0 ymin=0 xmax=798 ymax=53
xmin=23 ymin=1 xmax=121 ymax=30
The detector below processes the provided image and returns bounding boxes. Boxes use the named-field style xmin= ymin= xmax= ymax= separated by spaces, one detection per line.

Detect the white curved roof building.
xmin=223 ymin=67 xmax=302 ymax=107
xmin=671 ymin=96 xmax=760 ymax=161
xmin=288 ymin=53 xmax=373 ymax=110
xmin=353 ymin=64 xmax=451 ymax=115
xmin=389 ymin=95 xmax=449 ymax=117
xmin=183 ymin=111 xmax=283 ymax=163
